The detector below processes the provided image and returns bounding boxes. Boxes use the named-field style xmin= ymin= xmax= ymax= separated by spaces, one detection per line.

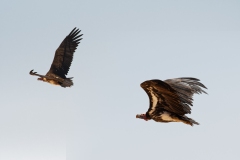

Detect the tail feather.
xmin=61 ymin=78 xmax=74 ymax=87
xmin=180 ymin=115 xmax=199 ymax=126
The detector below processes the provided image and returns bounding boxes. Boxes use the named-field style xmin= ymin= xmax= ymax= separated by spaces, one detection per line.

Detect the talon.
xmin=29 ymin=69 xmax=37 ymax=75
xmin=29 ymin=70 xmax=33 ymax=75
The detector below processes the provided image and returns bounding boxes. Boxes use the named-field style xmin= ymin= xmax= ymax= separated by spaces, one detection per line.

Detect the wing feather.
xmin=141 ymin=78 xmax=207 ymax=117
xmin=141 ymin=80 xmax=187 ymax=116
xmin=164 ymin=77 xmax=207 ymax=103
xmin=47 ymin=28 xmax=83 ymax=78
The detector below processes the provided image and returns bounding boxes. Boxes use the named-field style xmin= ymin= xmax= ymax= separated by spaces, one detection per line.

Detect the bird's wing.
xmin=141 ymin=80 xmax=188 ymax=117
xmin=164 ymin=77 xmax=207 ymax=109
xmin=46 ymin=28 xmax=83 ymax=78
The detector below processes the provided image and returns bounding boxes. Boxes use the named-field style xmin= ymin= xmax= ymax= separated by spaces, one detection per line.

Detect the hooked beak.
xmin=136 ymin=114 xmax=149 ymax=121
xmin=136 ymin=114 xmax=144 ymax=119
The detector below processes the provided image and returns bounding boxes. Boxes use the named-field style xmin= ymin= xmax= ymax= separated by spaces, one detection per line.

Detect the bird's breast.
xmin=47 ymin=80 xmax=60 ymax=86
xmin=153 ymin=111 xmax=181 ymax=123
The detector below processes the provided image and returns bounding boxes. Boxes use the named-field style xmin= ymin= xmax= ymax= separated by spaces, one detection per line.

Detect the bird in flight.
xmin=29 ymin=28 xmax=83 ymax=88
xmin=136 ymin=77 xmax=207 ymax=126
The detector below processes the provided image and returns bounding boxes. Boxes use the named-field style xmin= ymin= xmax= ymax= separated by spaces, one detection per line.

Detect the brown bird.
xmin=136 ymin=77 xmax=207 ymax=126
xmin=29 ymin=27 xmax=83 ymax=87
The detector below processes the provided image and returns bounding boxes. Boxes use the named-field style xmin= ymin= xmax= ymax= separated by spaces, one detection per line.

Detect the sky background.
xmin=1 ymin=0 xmax=240 ymax=160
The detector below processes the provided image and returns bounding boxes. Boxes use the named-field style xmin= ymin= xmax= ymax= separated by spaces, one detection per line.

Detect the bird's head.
xmin=136 ymin=114 xmax=150 ymax=121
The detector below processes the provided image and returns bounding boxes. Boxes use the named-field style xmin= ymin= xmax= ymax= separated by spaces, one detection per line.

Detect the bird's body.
xmin=29 ymin=28 xmax=83 ymax=88
xmin=136 ymin=77 xmax=207 ymax=126
xmin=46 ymin=79 xmax=60 ymax=86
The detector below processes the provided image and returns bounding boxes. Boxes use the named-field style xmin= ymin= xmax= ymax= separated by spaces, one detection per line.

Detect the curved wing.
xmin=47 ymin=28 xmax=83 ymax=78
xmin=141 ymin=80 xmax=188 ymax=117
xmin=141 ymin=77 xmax=207 ymax=116
xmin=164 ymin=77 xmax=207 ymax=107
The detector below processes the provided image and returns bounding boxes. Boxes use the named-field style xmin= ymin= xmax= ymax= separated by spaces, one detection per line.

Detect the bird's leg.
xmin=29 ymin=70 xmax=49 ymax=81
xmin=29 ymin=70 xmax=44 ymax=77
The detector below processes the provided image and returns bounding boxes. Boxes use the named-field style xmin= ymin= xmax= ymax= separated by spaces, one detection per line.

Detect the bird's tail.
xmin=180 ymin=115 xmax=199 ymax=126
xmin=61 ymin=78 xmax=73 ymax=87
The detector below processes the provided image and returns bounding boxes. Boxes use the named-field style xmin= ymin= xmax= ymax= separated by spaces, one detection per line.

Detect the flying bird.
xmin=136 ymin=77 xmax=207 ymax=126
xmin=29 ymin=28 xmax=83 ymax=87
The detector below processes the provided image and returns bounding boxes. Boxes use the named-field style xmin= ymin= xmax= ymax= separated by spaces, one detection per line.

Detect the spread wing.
xmin=141 ymin=80 xmax=188 ymax=117
xmin=46 ymin=28 xmax=83 ymax=78
xmin=141 ymin=78 xmax=207 ymax=117
xmin=164 ymin=77 xmax=207 ymax=107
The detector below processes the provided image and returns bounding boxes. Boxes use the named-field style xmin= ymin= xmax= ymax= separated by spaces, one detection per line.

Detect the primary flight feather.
xmin=29 ymin=28 xmax=83 ymax=87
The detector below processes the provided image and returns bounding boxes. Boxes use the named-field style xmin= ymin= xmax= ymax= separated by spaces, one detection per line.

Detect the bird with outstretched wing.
xmin=136 ymin=77 xmax=207 ymax=126
xmin=29 ymin=27 xmax=83 ymax=87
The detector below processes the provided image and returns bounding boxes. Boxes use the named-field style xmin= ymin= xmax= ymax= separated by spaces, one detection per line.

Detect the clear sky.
xmin=1 ymin=0 xmax=240 ymax=160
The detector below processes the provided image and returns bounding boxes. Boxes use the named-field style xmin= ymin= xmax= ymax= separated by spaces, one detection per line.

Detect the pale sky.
xmin=1 ymin=0 xmax=240 ymax=160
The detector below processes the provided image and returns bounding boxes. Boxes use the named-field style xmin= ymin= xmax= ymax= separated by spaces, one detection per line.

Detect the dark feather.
xmin=164 ymin=77 xmax=207 ymax=103
xmin=141 ymin=78 xmax=207 ymax=117
xmin=47 ymin=28 xmax=83 ymax=78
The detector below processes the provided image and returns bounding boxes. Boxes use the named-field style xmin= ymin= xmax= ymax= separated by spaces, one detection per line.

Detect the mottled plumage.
xmin=136 ymin=77 xmax=207 ymax=126
xmin=29 ymin=28 xmax=83 ymax=87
